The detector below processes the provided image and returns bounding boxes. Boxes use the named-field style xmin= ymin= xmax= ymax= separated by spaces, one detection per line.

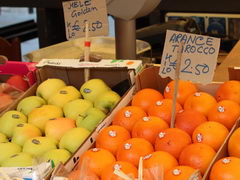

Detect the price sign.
xmin=159 ymin=30 xmax=221 ymax=85
xmin=62 ymin=0 xmax=109 ymax=40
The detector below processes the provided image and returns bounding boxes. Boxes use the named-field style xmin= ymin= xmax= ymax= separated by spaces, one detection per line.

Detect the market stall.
xmin=1 ymin=0 xmax=240 ymax=180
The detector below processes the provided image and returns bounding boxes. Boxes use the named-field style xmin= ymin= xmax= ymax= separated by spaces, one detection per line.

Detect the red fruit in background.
xmin=6 ymin=75 xmax=29 ymax=91
xmin=0 ymin=93 xmax=13 ymax=109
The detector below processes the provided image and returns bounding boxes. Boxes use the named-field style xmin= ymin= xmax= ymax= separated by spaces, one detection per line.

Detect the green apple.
xmin=59 ymin=127 xmax=90 ymax=153
xmin=1 ymin=152 xmax=35 ymax=167
xmin=17 ymin=96 xmax=46 ymax=116
xmin=0 ymin=132 xmax=8 ymax=143
xmin=36 ymin=78 xmax=66 ymax=101
xmin=94 ymin=90 xmax=121 ymax=113
xmin=41 ymin=149 xmax=71 ymax=166
xmin=23 ymin=137 xmax=57 ymax=157
xmin=48 ymin=86 xmax=81 ymax=108
xmin=0 ymin=142 xmax=21 ymax=165
xmin=76 ymin=108 xmax=106 ymax=132
xmin=0 ymin=111 xmax=27 ymax=138
xmin=80 ymin=79 xmax=110 ymax=102
xmin=12 ymin=123 xmax=42 ymax=146
xmin=63 ymin=99 xmax=93 ymax=120
xmin=28 ymin=105 xmax=63 ymax=133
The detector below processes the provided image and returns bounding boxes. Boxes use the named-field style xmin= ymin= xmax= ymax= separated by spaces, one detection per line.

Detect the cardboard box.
xmin=136 ymin=65 xmax=240 ymax=180
xmin=0 ymin=59 xmax=140 ymax=179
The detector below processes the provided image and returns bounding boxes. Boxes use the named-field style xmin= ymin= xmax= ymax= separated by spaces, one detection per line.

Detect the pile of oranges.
xmin=68 ymin=80 xmax=240 ymax=180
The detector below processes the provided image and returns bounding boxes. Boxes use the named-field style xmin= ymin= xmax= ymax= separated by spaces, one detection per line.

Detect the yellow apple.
xmin=48 ymin=86 xmax=81 ymax=108
xmin=45 ymin=118 xmax=76 ymax=143
xmin=28 ymin=105 xmax=63 ymax=133
xmin=36 ymin=78 xmax=66 ymax=100
xmin=12 ymin=123 xmax=42 ymax=146
xmin=76 ymin=107 xmax=106 ymax=132
xmin=0 ymin=110 xmax=27 ymax=138
xmin=59 ymin=127 xmax=90 ymax=153
xmin=17 ymin=96 xmax=46 ymax=116
xmin=94 ymin=90 xmax=121 ymax=113
xmin=1 ymin=152 xmax=35 ymax=167
xmin=41 ymin=149 xmax=71 ymax=166
xmin=0 ymin=132 xmax=8 ymax=143
xmin=23 ymin=137 xmax=57 ymax=157
xmin=0 ymin=142 xmax=22 ymax=165
xmin=63 ymin=99 xmax=93 ymax=120
xmin=80 ymin=79 xmax=110 ymax=102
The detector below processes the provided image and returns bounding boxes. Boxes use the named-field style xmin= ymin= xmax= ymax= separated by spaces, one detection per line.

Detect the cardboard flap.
xmin=214 ymin=40 xmax=240 ymax=82
xmin=135 ymin=65 xmax=174 ymax=93
xmin=36 ymin=59 xmax=142 ymax=72
xmin=228 ymin=67 xmax=240 ymax=80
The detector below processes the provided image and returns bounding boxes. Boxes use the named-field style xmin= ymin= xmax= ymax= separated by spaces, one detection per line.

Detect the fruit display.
xmin=0 ymin=77 xmax=121 ymax=170
xmin=72 ymin=78 xmax=240 ymax=179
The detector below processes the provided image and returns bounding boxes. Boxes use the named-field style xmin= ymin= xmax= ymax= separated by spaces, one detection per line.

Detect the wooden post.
xmin=84 ymin=21 xmax=90 ymax=82
xmin=170 ymin=42 xmax=183 ymax=128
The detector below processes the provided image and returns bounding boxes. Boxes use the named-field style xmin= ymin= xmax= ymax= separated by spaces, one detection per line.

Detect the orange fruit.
xmin=67 ymin=169 xmax=99 ymax=180
xmin=131 ymin=88 xmax=163 ymax=112
xmin=228 ymin=128 xmax=240 ymax=158
xmin=116 ymin=138 xmax=154 ymax=167
xmin=210 ymin=157 xmax=240 ymax=180
xmin=77 ymin=148 xmax=116 ymax=177
xmin=45 ymin=117 xmax=76 ymax=142
xmin=175 ymin=109 xmax=207 ymax=136
xmin=112 ymin=106 xmax=147 ymax=132
xmin=0 ymin=93 xmax=13 ymax=110
xmin=155 ymin=128 xmax=192 ymax=159
xmin=179 ymin=143 xmax=216 ymax=175
xmin=164 ymin=165 xmax=202 ymax=180
xmin=215 ymin=80 xmax=240 ymax=104
xmin=143 ymin=151 xmax=178 ymax=173
xmin=147 ymin=99 xmax=183 ymax=125
xmin=101 ymin=161 xmax=138 ymax=180
xmin=96 ymin=125 xmax=131 ymax=156
xmin=184 ymin=92 xmax=217 ymax=116
xmin=192 ymin=121 xmax=229 ymax=151
xmin=132 ymin=116 xmax=169 ymax=145
xmin=67 ymin=170 xmax=81 ymax=180
xmin=164 ymin=80 xmax=197 ymax=106
xmin=208 ymin=100 xmax=240 ymax=130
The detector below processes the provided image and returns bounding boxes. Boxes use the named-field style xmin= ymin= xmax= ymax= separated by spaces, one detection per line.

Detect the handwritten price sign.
xmin=62 ymin=0 xmax=109 ymax=40
xmin=159 ymin=30 xmax=221 ymax=85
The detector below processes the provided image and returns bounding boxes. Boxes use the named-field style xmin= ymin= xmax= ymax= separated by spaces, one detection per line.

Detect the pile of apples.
xmin=0 ymin=78 xmax=120 ymax=168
